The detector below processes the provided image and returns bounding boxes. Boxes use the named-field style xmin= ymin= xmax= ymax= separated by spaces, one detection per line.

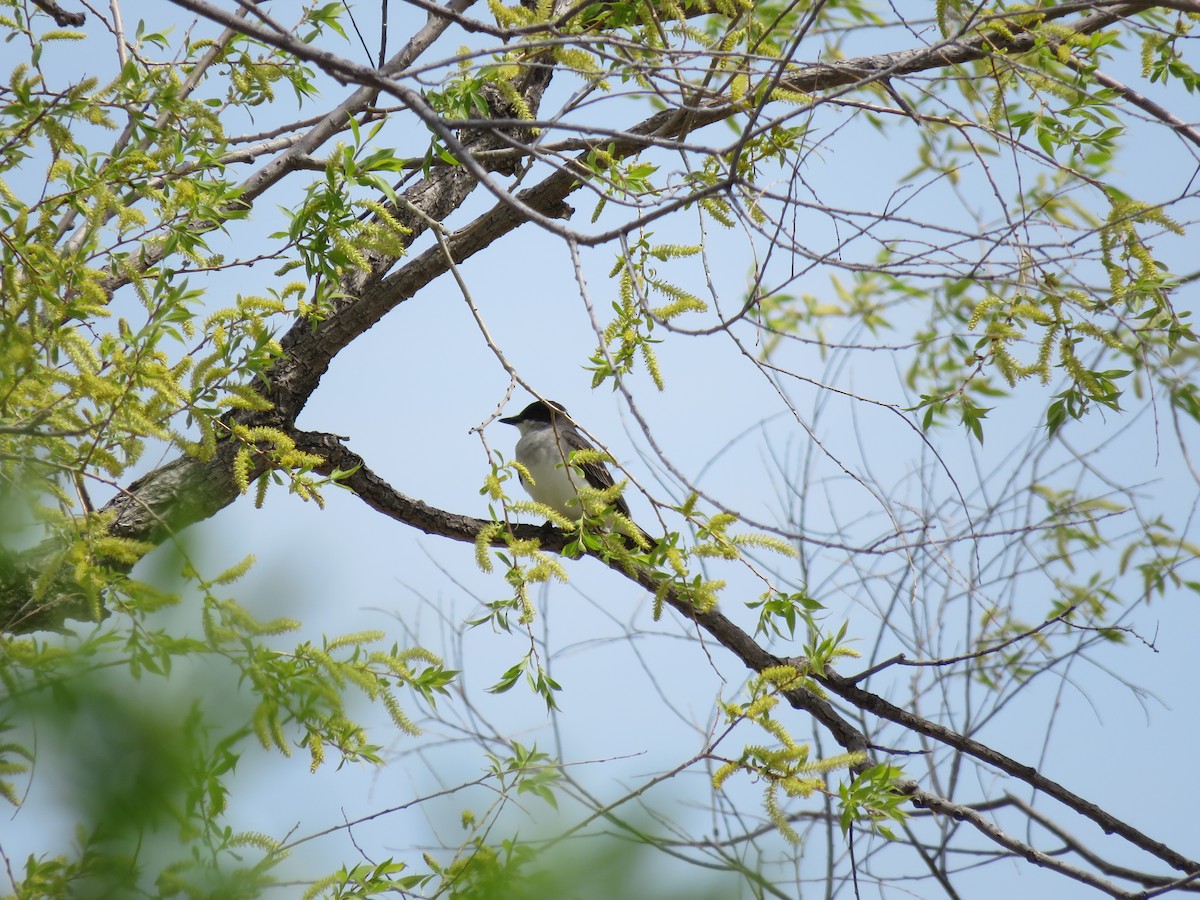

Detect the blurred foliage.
xmin=0 ymin=3 xmax=451 ymax=895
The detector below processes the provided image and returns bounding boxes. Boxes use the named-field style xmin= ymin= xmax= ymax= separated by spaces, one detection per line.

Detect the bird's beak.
xmin=499 ymin=415 xmax=520 ymax=426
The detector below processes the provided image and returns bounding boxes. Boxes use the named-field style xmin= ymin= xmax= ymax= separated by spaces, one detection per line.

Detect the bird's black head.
xmin=501 ymin=399 xmax=568 ymax=426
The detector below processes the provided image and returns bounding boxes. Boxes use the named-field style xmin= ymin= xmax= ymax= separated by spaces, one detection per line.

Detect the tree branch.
xmin=815 ymin=668 xmax=1200 ymax=877
xmin=29 ymin=0 xmax=84 ymax=27
xmin=907 ymin=788 xmax=1135 ymax=898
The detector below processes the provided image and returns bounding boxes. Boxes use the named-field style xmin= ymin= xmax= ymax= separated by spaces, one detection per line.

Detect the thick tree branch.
xmin=30 ymin=0 xmax=84 ymax=27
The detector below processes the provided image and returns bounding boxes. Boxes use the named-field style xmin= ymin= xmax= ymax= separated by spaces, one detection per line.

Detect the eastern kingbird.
xmin=500 ymin=399 xmax=632 ymax=522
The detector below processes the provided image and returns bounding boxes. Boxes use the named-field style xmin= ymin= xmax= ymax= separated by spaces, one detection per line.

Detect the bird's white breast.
xmin=515 ymin=431 xmax=583 ymax=518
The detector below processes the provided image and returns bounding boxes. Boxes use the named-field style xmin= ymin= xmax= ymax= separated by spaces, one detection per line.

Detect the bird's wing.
xmin=559 ymin=426 xmax=631 ymax=518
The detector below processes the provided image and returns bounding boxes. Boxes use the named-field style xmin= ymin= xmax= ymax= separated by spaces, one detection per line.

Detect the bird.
xmin=499 ymin=399 xmax=632 ymax=522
